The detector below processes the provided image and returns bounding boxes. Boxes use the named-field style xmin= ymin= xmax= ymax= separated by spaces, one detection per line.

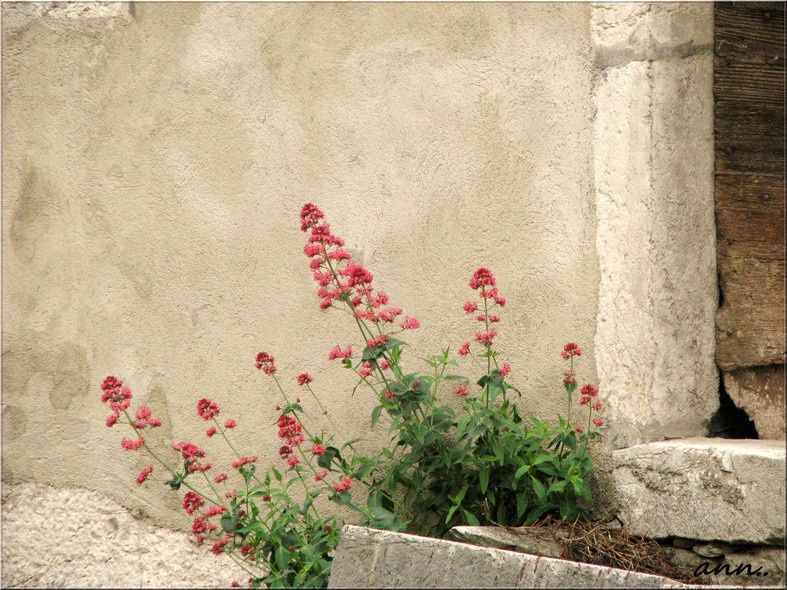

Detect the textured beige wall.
xmin=2 ymin=2 xmax=598 ymax=532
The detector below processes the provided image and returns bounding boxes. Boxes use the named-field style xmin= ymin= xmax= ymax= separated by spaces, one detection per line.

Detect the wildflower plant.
xmin=102 ymin=203 xmax=606 ymax=588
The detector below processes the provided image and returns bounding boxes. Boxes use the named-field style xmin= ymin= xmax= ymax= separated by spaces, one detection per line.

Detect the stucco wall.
xmin=2 ymin=0 xmax=598 ymax=535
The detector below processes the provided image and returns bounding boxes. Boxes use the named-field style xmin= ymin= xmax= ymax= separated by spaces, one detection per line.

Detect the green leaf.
xmin=531 ymin=476 xmax=546 ymax=501
xmin=479 ymin=469 xmax=490 ymax=494
xmin=275 ymin=546 xmax=291 ymax=572
xmin=514 ymin=465 xmax=530 ymax=480
xmin=462 ymin=509 xmax=480 ymax=526
xmin=371 ymin=405 xmax=383 ymax=429
xmin=516 ymin=493 xmax=528 ymax=518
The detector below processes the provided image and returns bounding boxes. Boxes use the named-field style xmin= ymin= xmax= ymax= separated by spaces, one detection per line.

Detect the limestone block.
xmin=449 ymin=525 xmax=564 ymax=558
xmin=724 ymin=366 xmax=786 ymax=440
xmin=2 ymin=482 xmax=235 ymax=588
xmin=328 ymin=525 xmax=691 ymax=588
xmin=2 ymin=2 xmax=131 ymax=19
xmin=593 ymin=50 xmax=718 ymax=449
xmin=613 ymin=438 xmax=786 ymax=544
xmin=592 ymin=3 xmax=712 ymax=66
xmin=664 ymin=543 xmax=786 ymax=587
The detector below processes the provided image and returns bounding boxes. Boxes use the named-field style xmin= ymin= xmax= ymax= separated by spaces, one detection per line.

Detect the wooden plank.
xmin=714 ymin=2 xmax=786 ymax=374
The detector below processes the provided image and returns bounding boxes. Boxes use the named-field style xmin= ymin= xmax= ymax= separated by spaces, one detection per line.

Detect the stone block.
xmin=329 ymin=525 xmax=692 ymax=588
xmin=724 ymin=366 xmax=786 ymax=440
xmin=613 ymin=438 xmax=786 ymax=544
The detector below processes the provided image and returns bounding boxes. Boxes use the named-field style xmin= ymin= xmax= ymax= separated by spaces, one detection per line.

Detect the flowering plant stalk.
xmin=102 ymin=204 xmax=606 ymax=588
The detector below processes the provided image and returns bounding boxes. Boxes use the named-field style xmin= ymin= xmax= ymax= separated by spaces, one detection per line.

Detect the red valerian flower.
xmin=575 ymin=424 xmax=585 ymax=433
xmin=211 ymin=536 xmax=231 ymax=555
xmin=105 ymin=414 xmax=118 ymax=428
xmin=100 ymin=375 xmax=133 ymax=415
xmin=475 ymin=329 xmax=498 ymax=346
xmin=469 ymin=268 xmax=496 ymax=290
xmin=134 ymin=406 xmax=163 ymax=429
xmin=121 ymin=437 xmax=144 ymax=451
xmin=214 ymin=473 xmax=228 ymax=484
xmin=453 ymin=384 xmax=469 ymax=397
xmin=328 ymin=345 xmax=353 ymax=361
xmin=231 ymin=456 xmax=259 ymax=469
xmin=224 ymin=419 xmax=237 ymax=429
xmin=458 ymin=342 xmax=471 ymax=357
xmin=192 ymin=517 xmax=208 ymax=535
xmin=297 ymin=373 xmax=313 ymax=386
xmin=384 ymin=391 xmax=394 ymax=399
xmin=255 ymin=351 xmax=276 ymax=375
xmin=592 ymin=400 xmax=604 ymax=412
xmin=182 ymin=491 xmax=205 ymax=515
xmin=206 ymin=426 xmax=217 ymax=437
xmin=314 ymin=469 xmax=329 ymax=481
xmin=172 ymin=441 xmax=206 ymax=460
xmin=561 ymin=342 xmax=582 ymax=360
xmin=286 ymin=455 xmax=300 ymax=469
xmin=579 ymin=395 xmax=591 ymax=405
xmin=311 ymin=444 xmax=326 ymax=456
xmin=563 ymin=370 xmax=576 ymax=386
xmin=500 ymin=363 xmax=511 ymax=377
xmin=358 ymin=362 xmax=373 ymax=378
xmin=580 ymin=383 xmax=598 ymax=397
xmin=197 ymin=398 xmax=220 ymax=420
xmin=204 ymin=505 xmax=226 ymax=517
xmin=463 ymin=301 xmax=478 ymax=314
xmin=136 ymin=466 xmax=153 ymax=485
xmin=300 ymin=203 xmax=325 ymax=232
xmin=277 ymin=414 xmax=305 ymax=447
xmin=333 ymin=476 xmax=352 ymax=493
xmin=400 ymin=316 xmax=420 ymax=330
xmin=593 ymin=418 xmax=605 ymax=427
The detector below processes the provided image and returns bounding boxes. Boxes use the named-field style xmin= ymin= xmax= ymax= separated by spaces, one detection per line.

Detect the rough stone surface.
xmin=613 ymin=438 xmax=786 ymax=544
xmin=2 ymin=2 xmax=599 ymax=531
xmin=724 ymin=366 xmax=786 ymax=440
xmin=592 ymin=3 xmax=718 ymax=449
xmin=329 ymin=525 xmax=690 ymax=588
xmin=449 ymin=526 xmax=564 ymax=558
xmin=1 ymin=481 xmax=235 ymax=588
xmin=2 ymin=1 xmax=131 ymax=20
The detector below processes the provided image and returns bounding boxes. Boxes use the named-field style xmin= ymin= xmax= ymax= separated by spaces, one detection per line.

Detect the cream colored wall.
xmin=2 ymin=2 xmax=598 ymax=530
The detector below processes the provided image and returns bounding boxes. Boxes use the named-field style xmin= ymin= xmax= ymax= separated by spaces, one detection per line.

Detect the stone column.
xmin=591 ymin=4 xmax=718 ymax=449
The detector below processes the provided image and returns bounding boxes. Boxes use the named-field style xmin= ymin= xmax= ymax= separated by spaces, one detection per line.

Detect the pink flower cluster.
xmin=300 ymin=203 xmax=416 ymax=330
xmin=197 ymin=398 xmax=220 ymax=420
xmin=463 ymin=268 xmax=506 ymax=348
xmin=255 ymin=351 xmax=276 ymax=375
xmin=101 ymin=375 xmax=133 ymax=425
xmin=561 ymin=342 xmax=582 ymax=360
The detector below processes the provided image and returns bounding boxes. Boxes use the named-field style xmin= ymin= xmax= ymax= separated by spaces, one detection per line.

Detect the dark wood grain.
xmin=714 ymin=2 xmax=786 ymax=373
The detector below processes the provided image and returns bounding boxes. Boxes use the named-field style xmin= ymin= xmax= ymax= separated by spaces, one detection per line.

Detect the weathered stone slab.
xmin=613 ymin=438 xmax=786 ymax=544
xmin=328 ymin=525 xmax=691 ymax=588
xmin=449 ymin=525 xmax=564 ymax=558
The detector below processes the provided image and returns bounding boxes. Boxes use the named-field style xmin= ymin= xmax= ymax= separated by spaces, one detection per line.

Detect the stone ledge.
xmin=613 ymin=438 xmax=786 ymax=544
xmin=328 ymin=525 xmax=692 ymax=588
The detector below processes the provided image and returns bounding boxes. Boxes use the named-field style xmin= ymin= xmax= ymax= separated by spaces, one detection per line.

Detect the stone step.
xmin=328 ymin=525 xmax=695 ymax=588
xmin=612 ymin=438 xmax=786 ymax=544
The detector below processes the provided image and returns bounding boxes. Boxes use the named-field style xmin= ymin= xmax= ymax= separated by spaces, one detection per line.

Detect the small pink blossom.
xmin=463 ymin=301 xmax=478 ymax=314
xmin=297 ymin=373 xmax=313 ymax=386
xmin=400 ymin=316 xmax=420 ymax=330
xmin=121 ymin=437 xmax=145 ymax=451
xmin=469 ymin=268 xmax=496 ymax=290
xmin=358 ymin=362 xmax=373 ymax=378
xmin=254 ymin=351 xmax=277 ymax=375
xmin=105 ymin=413 xmax=118 ymax=428
xmin=561 ymin=342 xmax=582 ymax=360
xmin=575 ymin=424 xmax=585 ymax=434
xmin=311 ymin=444 xmax=326 ymax=456
xmin=231 ymin=456 xmax=259 ymax=469
xmin=328 ymin=345 xmax=353 ymax=361
xmin=593 ymin=418 xmax=604 ymax=427
xmin=475 ymin=329 xmax=498 ymax=346
xmin=314 ymin=469 xmax=329 ymax=482
xmin=224 ymin=419 xmax=237 ymax=429
xmin=287 ymin=455 xmax=300 ymax=469
xmin=182 ymin=491 xmax=205 ymax=515
xmin=214 ymin=473 xmax=228 ymax=484
xmin=458 ymin=342 xmax=471 ymax=356
xmin=453 ymin=384 xmax=469 ymax=397
xmin=333 ymin=476 xmax=352 ymax=493
xmin=206 ymin=426 xmax=217 ymax=437
xmin=580 ymin=383 xmax=599 ymax=398
xmin=197 ymin=398 xmax=220 ymax=420
xmin=136 ymin=466 xmax=153 ymax=485
xmin=592 ymin=400 xmax=604 ymax=412
xmin=500 ymin=363 xmax=511 ymax=377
